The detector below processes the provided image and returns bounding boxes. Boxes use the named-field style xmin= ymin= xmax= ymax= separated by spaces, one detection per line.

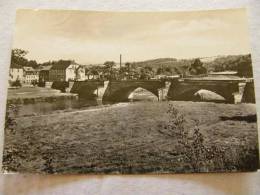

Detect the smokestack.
xmin=120 ymin=54 xmax=122 ymax=69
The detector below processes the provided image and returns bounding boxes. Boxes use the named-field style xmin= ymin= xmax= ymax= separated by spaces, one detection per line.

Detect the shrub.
xmin=11 ymin=79 xmax=22 ymax=87
xmin=5 ymin=104 xmax=17 ymax=134
xmin=31 ymin=80 xmax=38 ymax=86
xmin=3 ymin=104 xmax=19 ymax=172
xmin=160 ymin=103 xmax=259 ymax=172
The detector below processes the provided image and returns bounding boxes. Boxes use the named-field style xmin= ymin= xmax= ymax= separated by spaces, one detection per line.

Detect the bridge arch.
xmin=77 ymin=85 xmax=99 ymax=98
xmin=128 ymin=87 xmax=159 ymax=101
xmin=104 ymin=85 xmax=159 ymax=102
xmin=102 ymin=80 xmax=165 ymax=102
xmin=181 ymin=88 xmax=226 ymax=102
xmin=70 ymin=81 xmax=104 ymax=99
xmin=168 ymin=81 xmax=238 ymax=103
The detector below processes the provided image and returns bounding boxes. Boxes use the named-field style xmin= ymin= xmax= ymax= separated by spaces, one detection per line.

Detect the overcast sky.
xmin=13 ymin=8 xmax=250 ymax=64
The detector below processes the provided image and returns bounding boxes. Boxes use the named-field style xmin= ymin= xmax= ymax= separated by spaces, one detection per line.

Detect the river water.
xmin=8 ymin=88 xmax=158 ymax=118
xmin=7 ymin=87 xmax=230 ymax=118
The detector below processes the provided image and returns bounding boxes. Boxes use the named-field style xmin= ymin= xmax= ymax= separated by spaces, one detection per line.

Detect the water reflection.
xmin=8 ymin=88 xmax=159 ymax=118
xmin=9 ymin=98 xmax=100 ymax=118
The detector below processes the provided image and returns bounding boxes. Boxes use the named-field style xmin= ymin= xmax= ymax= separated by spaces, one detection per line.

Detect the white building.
xmin=49 ymin=63 xmax=85 ymax=81
xmin=23 ymin=66 xmax=39 ymax=84
xmin=9 ymin=63 xmax=23 ymax=83
xmin=76 ymin=66 xmax=86 ymax=81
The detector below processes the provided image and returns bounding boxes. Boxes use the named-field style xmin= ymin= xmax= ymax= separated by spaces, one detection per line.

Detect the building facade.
xmin=39 ymin=65 xmax=52 ymax=82
xmin=23 ymin=66 xmax=39 ymax=84
xmin=75 ymin=66 xmax=86 ymax=81
xmin=9 ymin=64 xmax=23 ymax=83
xmin=85 ymin=70 xmax=100 ymax=80
xmin=49 ymin=63 xmax=83 ymax=81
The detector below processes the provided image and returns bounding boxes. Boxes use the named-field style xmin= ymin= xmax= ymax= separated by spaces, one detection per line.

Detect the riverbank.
xmin=7 ymin=87 xmax=78 ymax=104
xmin=3 ymin=101 xmax=259 ymax=173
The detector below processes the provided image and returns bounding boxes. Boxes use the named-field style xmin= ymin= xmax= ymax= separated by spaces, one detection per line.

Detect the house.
xmin=23 ymin=66 xmax=39 ymax=84
xmin=39 ymin=65 xmax=52 ymax=82
xmin=49 ymin=63 xmax=80 ymax=81
xmin=85 ymin=69 xmax=100 ymax=80
xmin=75 ymin=66 xmax=86 ymax=81
xmin=9 ymin=63 xmax=23 ymax=83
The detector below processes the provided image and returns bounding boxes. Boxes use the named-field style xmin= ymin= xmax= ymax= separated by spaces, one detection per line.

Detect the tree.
xmin=104 ymin=61 xmax=116 ymax=80
xmin=189 ymin=58 xmax=207 ymax=75
xmin=144 ymin=66 xmax=154 ymax=78
xmin=125 ymin=62 xmax=131 ymax=72
xmin=165 ymin=67 xmax=172 ymax=74
xmin=156 ymin=67 xmax=163 ymax=75
xmin=10 ymin=79 xmax=22 ymax=87
xmin=11 ymin=48 xmax=40 ymax=68
xmin=27 ymin=60 xmax=38 ymax=68
xmin=237 ymin=54 xmax=253 ymax=78
xmin=104 ymin=61 xmax=115 ymax=69
xmin=11 ymin=49 xmax=29 ymax=66
xmin=125 ymin=62 xmax=132 ymax=79
xmin=139 ymin=66 xmax=153 ymax=80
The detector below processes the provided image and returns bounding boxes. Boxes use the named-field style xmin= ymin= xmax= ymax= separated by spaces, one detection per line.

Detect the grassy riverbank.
xmin=3 ymin=101 xmax=259 ymax=173
xmin=7 ymin=87 xmax=77 ymax=104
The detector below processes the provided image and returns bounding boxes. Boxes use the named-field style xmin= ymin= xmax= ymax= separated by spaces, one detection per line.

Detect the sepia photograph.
xmin=2 ymin=8 xmax=259 ymax=174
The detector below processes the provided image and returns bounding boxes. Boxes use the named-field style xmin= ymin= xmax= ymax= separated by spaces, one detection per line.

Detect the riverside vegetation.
xmin=3 ymin=101 xmax=259 ymax=173
xmin=159 ymin=104 xmax=259 ymax=172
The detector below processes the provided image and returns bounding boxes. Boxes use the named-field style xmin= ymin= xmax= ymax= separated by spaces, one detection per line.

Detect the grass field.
xmin=3 ymin=101 xmax=259 ymax=173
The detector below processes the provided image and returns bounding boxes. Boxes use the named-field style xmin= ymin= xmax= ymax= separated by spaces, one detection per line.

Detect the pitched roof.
xmin=40 ymin=65 xmax=52 ymax=71
xmin=10 ymin=63 xmax=23 ymax=69
xmin=51 ymin=63 xmax=71 ymax=70
xmin=23 ymin=66 xmax=35 ymax=72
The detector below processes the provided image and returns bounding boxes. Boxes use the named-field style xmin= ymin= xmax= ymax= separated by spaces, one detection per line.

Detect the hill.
xmin=130 ymin=54 xmax=253 ymax=77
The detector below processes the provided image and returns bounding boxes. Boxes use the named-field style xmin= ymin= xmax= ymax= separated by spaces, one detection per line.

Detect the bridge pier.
xmin=233 ymin=82 xmax=246 ymax=104
xmin=241 ymin=80 xmax=255 ymax=103
xmin=158 ymin=81 xmax=171 ymax=101
xmin=66 ymin=81 xmax=75 ymax=92
xmin=96 ymin=81 xmax=109 ymax=104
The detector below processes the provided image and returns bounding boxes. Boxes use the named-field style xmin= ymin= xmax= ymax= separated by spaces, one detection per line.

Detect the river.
xmin=7 ymin=88 xmax=158 ymax=118
xmin=7 ymin=86 xmax=231 ymax=118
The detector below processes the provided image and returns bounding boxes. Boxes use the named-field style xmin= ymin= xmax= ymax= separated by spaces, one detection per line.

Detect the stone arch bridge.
xmin=51 ymin=78 xmax=255 ymax=104
xmin=167 ymin=78 xmax=255 ymax=103
xmin=67 ymin=80 xmax=169 ymax=102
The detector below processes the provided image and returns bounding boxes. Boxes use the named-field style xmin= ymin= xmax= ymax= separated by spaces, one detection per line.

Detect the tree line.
xmin=11 ymin=48 xmax=253 ymax=80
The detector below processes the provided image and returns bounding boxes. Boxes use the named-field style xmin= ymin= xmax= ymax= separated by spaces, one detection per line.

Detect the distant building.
xmin=75 ymin=66 xmax=86 ymax=81
xmin=49 ymin=63 xmax=80 ymax=81
xmin=9 ymin=63 xmax=23 ymax=82
xmin=85 ymin=69 xmax=100 ymax=80
xmin=23 ymin=66 xmax=39 ymax=84
xmin=39 ymin=65 xmax=52 ymax=82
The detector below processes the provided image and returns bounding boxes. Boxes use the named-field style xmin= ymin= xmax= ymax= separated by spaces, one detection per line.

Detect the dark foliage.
xmin=188 ymin=58 xmax=207 ymax=75
xmin=205 ymin=54 xmax=253 ymax=77
xmin=159 ymin=104 xmax=259 ymax=172
xmin=10 ymin=79 xmax=22 ymax=87
xmin=11 ymin=49 xmax=39 ymax=69
xmin=220 ymin=114 xmax=257 ymax=123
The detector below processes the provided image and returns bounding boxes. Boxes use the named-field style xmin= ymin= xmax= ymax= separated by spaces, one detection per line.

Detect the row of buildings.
xmin=9 ymin=62 xmax=100 ymax=85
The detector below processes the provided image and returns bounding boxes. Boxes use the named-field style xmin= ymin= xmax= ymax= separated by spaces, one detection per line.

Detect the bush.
xmin=11 ymin=79 xmax=22 ymax=87
xmin=31 ymin=80 xmax=38 ymax=86
xmin=5 ymin=104 xmax=17 ymax=134
xmin=159 ymin=103 xmax=259 ymax=172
